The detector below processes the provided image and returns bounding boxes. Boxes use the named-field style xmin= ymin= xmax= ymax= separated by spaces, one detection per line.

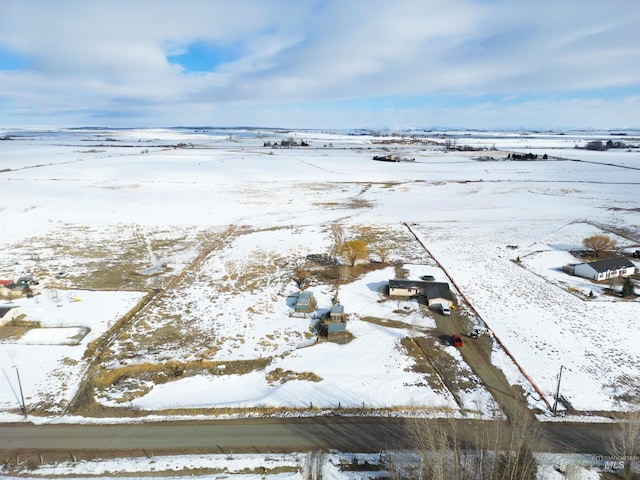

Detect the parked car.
xmin=469 ymin=327 xmax=484 ymax=339
xmin=452 ymin=334 xmax=463 ymax=347
xmin=438 ymin=303 xmax=451 ymax=316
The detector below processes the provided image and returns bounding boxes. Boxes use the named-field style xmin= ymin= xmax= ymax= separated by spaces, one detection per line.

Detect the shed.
xmin=574 ymin=258 xmax=635 ymax=281
xmin=294 ymin=290 xmax=316 ymax=314
xmin=0 ymin=306 xmax=22 ymax=326
xmin=326 ymin=322 xmax=346 ymax=334
xmin=322 ymin=305 xmax=347 ymax=337
xmin=329 ymin=305 xmax=347 ymax=322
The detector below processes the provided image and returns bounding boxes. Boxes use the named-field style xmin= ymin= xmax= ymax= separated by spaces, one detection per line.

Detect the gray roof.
xmin=0 ymin=306 xmax=19 ymax=318
xmin=424 ymin=282 xmax=454 ymax=301
xmin=388 ymin=279 xmax=453 ymax=301
xmin=330 ymin=305 xmax=344 ymax=314
xmin=388 ymin=279 xmax=432 ymax=290
xmin=582 ymin=258 xmax=635 ymax=273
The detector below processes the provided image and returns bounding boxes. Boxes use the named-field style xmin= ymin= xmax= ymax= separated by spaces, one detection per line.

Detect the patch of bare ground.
xmin=606 ymin=373 xmax=640 ymax=404
xmin=402 ymin=335 xmax=484 ymax=411
xmin=318 ymin=330 xmax=354 ymax=345
xmin=581 ymin=220 xmax=640 ymax=244
xmin=296 ymin=222 xmax=427 ymax=288
xmin=266 ymin=368 xmax=322 ymax=384
xmin=294 ymin=261 xmax=390 ymax=287
xmin=361 ymin=315 xmax=416 ymax=330
xmin=2 ymin=224 xmax=204 ymax=291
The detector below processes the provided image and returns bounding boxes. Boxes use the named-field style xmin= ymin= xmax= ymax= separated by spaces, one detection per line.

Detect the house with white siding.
xmin=388 ymin=279 xmax=454 ymax=308
xmin=574 ymin=258 xmax=635 ymax=281
xmin=0 ymin=306 xmax=22 ymax=326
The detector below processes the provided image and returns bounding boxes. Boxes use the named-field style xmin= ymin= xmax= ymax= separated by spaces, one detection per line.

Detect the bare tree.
xmin=608 ymin=407 xmax=640 ymax=480
xmin=582 ymin=234 xmax=616 ymax=257
xmin=339 ymin=239 xmax=368 ymax=267
xmin=404 ymin=404 xmax=539 ymax=480
xmin=376 ymin=244 xmax=392 ymax=263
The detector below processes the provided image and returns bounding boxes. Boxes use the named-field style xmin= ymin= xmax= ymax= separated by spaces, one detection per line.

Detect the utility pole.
xmin=552 ymin=365 xmax=564 ymax=416
xmin=14 ymin=366 xmax=27 ymax=418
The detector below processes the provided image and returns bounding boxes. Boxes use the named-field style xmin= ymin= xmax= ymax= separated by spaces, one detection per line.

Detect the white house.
xmin=388 ymin=279 xmax=430 ymax=297
xmin=574 ymin=258 xmax=636 ymax=281
xmin=0 ymin=306 xmax=22 ymax=326
xmin=388 ymin=279 xmax=454 ymax=308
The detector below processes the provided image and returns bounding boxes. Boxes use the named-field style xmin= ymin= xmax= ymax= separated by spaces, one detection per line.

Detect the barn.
xmin=294 ymin=290 xmax=317 ymax=314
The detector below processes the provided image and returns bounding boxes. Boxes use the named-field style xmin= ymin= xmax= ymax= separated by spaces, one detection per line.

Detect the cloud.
xmin=0 ymin=0 xmax=638 ymax=128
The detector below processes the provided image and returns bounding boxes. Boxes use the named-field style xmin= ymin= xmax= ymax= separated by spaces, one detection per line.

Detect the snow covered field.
xmin=0 ymin=128 xmax=638 ymax=422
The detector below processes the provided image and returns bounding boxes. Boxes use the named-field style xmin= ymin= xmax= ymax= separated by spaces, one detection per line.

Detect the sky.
xmin=0 ymin=0 xmax=639 ymax=130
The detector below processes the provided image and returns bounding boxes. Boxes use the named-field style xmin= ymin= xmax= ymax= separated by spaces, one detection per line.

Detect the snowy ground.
xmin=0 ymin=289 xmax=144 ymax=415
xmin=1 ymin=128 xmax=639 ymax=423
xmin=1 ymin=450 xmax=633 ymax=479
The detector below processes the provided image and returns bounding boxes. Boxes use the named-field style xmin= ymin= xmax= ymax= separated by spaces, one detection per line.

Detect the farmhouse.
xmin=574 ymin=258 xmax=636 ymax=281
xmin=0 ymin=283 xmax=30 ymax=298
xmin=388 ymin=279 xmax=454 ymax=307
xmin=294 ymin=290 xmax=316 ymax=315
xmin=388 ymin=279 xmax=431 ymax=297
xmin=0 ymin=306 xmax=22 ymax=326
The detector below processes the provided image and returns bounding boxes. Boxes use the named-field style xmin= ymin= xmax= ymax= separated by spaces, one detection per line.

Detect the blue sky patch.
xmin=0 ymin=47 xmax=29 ymax=70
xmin=167 ymin=41 xmax=240 ymax=73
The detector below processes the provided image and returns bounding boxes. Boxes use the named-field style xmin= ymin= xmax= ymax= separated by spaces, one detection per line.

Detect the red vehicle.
xmin=452 ymin=334 xmax=463 ymax=347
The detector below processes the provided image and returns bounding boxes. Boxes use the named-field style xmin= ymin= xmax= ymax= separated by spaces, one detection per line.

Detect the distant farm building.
xmin=573 ymin=258 xmax=635 ymax=281
xmin=372 ymin=154 xmax=415 ymax=163
xmin=0 ymin=283 xmax=30 ymax=298
xmin=294 ymin=290 xmax=317 ymax=315
xmin=0 ymin=306 xmax=22 ymax=326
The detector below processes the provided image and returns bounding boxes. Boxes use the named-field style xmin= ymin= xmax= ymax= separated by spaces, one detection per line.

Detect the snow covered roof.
xmin=296 ymin=290 xmax=314 ymax=306
xmin=580 ymin=257 xmax=635 ymax=273
xmin=330 ymin=305 xmax=344 ymax=314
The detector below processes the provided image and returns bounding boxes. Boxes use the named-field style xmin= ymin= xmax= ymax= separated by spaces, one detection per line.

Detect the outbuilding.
xmin=574 ymin=258 xmax=635 ymax=281
xmin=294 ymin=290 xmax=316 ymax=314
xmin=321 ymin=304 xmax=347 ymax=337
